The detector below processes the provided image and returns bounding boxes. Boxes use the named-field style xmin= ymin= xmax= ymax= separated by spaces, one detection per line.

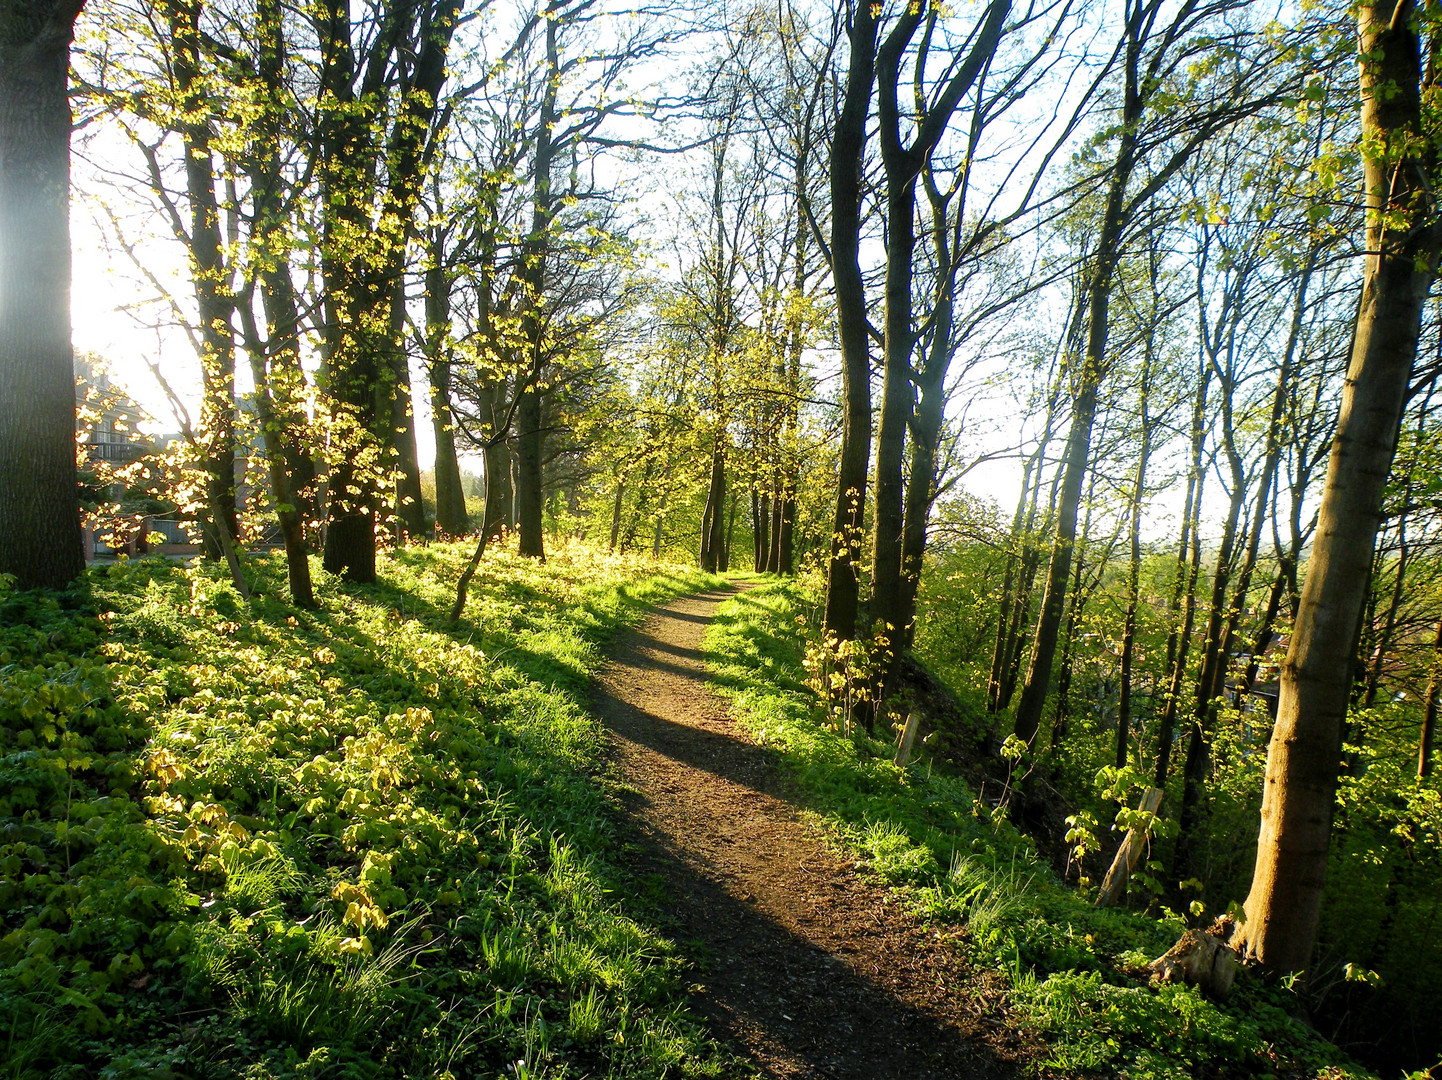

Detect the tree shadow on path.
xmin=592 ymin=588 xmax=1021 ymax=1080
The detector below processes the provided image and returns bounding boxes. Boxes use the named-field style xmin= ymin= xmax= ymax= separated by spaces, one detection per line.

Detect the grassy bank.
xmin=703 ymin=579 xmax=1371 ymax=1080
xmin=0 ymin=541 xmax=733 ymax=1079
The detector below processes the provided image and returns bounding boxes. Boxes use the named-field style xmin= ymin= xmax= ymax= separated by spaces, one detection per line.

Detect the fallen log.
xmin=1094 ymin=786 xmax=1164 ymax=908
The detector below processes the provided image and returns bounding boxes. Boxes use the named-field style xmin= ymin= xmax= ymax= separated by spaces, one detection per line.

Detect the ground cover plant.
xmin=0 ymin=542 xmax=735 ymax=1079
xmin=703 ymin=579 xmax=1376 ymax=1080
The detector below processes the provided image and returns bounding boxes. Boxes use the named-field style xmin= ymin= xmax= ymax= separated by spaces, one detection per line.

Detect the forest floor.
xmin=592 ymin=584 xmax=1025 ymax=1080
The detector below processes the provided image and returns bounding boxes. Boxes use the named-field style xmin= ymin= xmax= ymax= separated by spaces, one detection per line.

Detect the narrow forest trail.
xmin=592 ymin=586 xmax=1020 ymax=1080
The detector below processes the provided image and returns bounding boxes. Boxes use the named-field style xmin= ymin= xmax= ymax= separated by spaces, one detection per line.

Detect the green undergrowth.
xmin=703 ymin=579 xmax=1370 ymax=1080
xmin=0 ymin=540 xmax=734 ymax=1079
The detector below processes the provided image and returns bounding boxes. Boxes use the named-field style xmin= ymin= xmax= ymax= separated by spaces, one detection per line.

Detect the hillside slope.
xmin=0 ymin=544 xmax=732 ymax=1079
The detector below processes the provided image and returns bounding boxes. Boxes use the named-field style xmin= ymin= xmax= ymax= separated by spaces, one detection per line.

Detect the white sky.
xmin=61 ymin=0 xmax=1307 ymax=549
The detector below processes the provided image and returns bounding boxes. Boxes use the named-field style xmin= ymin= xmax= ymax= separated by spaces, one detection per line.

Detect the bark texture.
xmin=1233 ymin=0 xmax=1442 ymax=976
xmin=822 ymin=5 xmax=878 ymax=641
xmin=0 ymin=0 xmax=86 ymax=590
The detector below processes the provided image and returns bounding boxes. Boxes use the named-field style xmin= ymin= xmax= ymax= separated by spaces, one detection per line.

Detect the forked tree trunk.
xmin=0 ymin=0 xmax=86 ymax=590
xmin=1013 ymin=372 xmax=1102 ymax=747
xmin=869 ymin=0 xmax=1010 ymax=701
xmin=248 ymin=0 xmax=316 ymax=530
xmin=823 ymin=4 xmax=878 ymax=641
xmin=236 ymin=296 xmax=315 ymax=608
xmin=1232 ymin=0 xmax=1442 ymax=976
xmin=317 ymin=0 xmax=385 ymax=583
xmin=989 ymin=441 xmax=1046 ymax=713
xmin=700 ymin=439 xmax=726 ymax=573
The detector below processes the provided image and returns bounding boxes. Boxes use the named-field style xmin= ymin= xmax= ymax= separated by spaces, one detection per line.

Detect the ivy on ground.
xmin=0 ymin=542 xmax=735 ymax=1080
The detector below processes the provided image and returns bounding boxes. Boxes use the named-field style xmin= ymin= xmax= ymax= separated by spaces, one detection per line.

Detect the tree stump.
xmin=1147 ymin=916 xmax=1239 ymax=1000
xmin=894 ymin=712 xmax=921 ymax=766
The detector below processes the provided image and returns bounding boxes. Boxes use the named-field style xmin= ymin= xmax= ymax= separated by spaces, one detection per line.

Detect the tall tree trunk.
xmin=700 ymin=438 xmax=726 ymax=572
xmin=1013 ymin=112 xmax=1136 ymax=746
xmin=608 ymin=471 xmax=625 ymax=551
xmin=514 ymin=7 xmax=559 ymax=562
xmin=895 ymin=165 xmax=967 ymax=656
xmin=317 ymin=0 xmax=383 ymax=583
xmin=1420 ymin=619 xmax=1442 ymax=778
xmin=169 ymin=0 xmax=238 ymax=560
xmin=391 ymin=276 xmax=426 ymax=540
xmin=755 ymin=489 xmax=771 ymax=571
xmin=1117 ymin=354 xmax=1155 ymax=769
xmin=245 ymin=0 xmax=315 ymax=526
xmin=989 ymin=444 xmax=1044 ymax=713
xmin=1361 ymin=387 xmax=1431 ymax=705
xmin=237 ymin=296 xmax=315 ymax=608
xmin=1233 ymin=0 xmax=1442 ymax=975
xmin=482 ymin=399 xmax=513 ymax=542
xmin=382 ymin=0 xmax=463 ymax=543
xmin=722 ymin=488 xmax=736 ymax=573
xmin=823 ymin=4 xmax=878 ymax=641
xmin=1050 ymin=545 xmax=1088 ymax=751
xmin=1154 ymin=358 xmax=1210 ymax=786
xmin=1001 ymin=502 xmax=1049 ymax=711
xmin=0 ymin=0 xmax=86 ymax=590
xmin=870 ymin=0 xmax=1010 ymax=697
xmin=1174 ymin=447 xmax=1247 ymax=879
xmin=426 ymin=255 xmax=469 ymax=538
xmin=1012 ymin=376 xmax=1102 ymax=746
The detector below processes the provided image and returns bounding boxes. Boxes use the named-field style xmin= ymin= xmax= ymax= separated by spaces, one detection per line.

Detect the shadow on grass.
xmin=625 ymin=805 xmax=1010 ymax=1080
xmin=592 ymin=589 xmax=1015 ymax=1080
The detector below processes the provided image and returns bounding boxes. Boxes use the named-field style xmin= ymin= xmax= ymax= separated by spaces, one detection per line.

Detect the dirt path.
xmin=592 ymin=586 xmax=1020 ymax=1080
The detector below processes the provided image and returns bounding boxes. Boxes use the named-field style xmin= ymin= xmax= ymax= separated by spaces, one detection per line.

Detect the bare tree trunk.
xmin=869 ymin=0 xmax=1010 ymax=704
xmin=989 ymin=443 xmax=1046 ymax=713
xmin=168 ymin=0 xmax=238 ymax=560
xmin=391 ymin=275 xmax=426 ymax=540
xmin=425 ymin=252 xmax=469 ymax=538
xmin=1117 ymin=364 xmax=1153 ymax=769
xmin=1011 ymin=0 xmax=1148 ymax=749
xmin=1117 ymin=261 xmax=1165 ymax=769
xmin=700 ymin=438 xmax=726 ymax=572
xmin=1421 ymin=619 xmax=1442 ymax=778
xmin=1013 ymin=370 xmax=1103 ymax=747
xmin=1174 ymin=459 xmax=1247 ymax=879
xmin=823 ymin=4 xmax=878 ymax=642
xmin=0 ymin=0 xmax=85 ymax=590
xmin=1362 ymin=387 xmax=1431 ymax=704
xmin=1154 ymin=355 xmax=1210 ymax=786
xmin=1233 ymin=0 xmax=1442 ymax=976
xmin=514 ymin=6 xmax=558 ymax=563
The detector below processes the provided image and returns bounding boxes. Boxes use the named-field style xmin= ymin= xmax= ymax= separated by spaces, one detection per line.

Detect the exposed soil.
xmin=592 ymin=586 xmax=1028 ymax=1080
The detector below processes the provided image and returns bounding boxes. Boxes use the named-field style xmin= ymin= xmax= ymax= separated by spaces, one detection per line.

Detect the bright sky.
xmin=61 ymin=0 xmax=1269 ymax=548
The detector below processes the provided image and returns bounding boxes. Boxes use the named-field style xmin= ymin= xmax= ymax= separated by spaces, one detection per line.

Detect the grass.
xmin=703 ymin=577 xmax=1375 ymax=1080
xmin=0 ymin=539 xmax=739 ymax=1079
